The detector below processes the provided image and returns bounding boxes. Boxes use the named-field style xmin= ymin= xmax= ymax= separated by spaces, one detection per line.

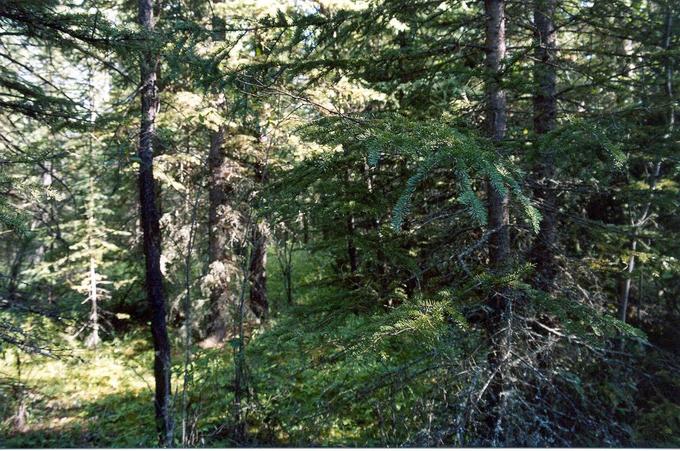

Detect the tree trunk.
xmin=529 ymin=0 xmax=558 ymax=290
xmin=86 ymin=246 xmax=100 ymax=349
xmin=248 ymin=163 xmax=268 ymax=320
xmin=344 ymin=169 xmax=358 ymax=274
xmin=619 ymin=238 xmax=637 ymax=322
xmin=137 ymin=0 xmax=173 ymax=445
xmin=483 ymin=0 xmax=511 ymax=445
xmin=302 ymin=213 xmax=309 ymax=244
xmin=7 ymin=239 xmax=28 ymax=301
xmin=85 ymin=63 xmax=100 ymax=349
xmin=485 ymin=0 xmax=510 ymax=273
xmin=248 ymin=224 xmax=268 ymax=320
xmin=363 ymin=161 xmax=389 ymax=300
xmin=203 ymin=2 xmax=236 ymax=343
xmin=274 ymin=230 xmax=294 ymax=308
xmin=346 ymin=214 xmax=358 ymax=273
xmin=85 ymin=175 xmax=100 ymax=349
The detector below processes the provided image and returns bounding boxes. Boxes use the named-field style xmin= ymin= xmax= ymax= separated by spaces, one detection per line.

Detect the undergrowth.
xmin=1 ymin=249 xmax=678 ymax=447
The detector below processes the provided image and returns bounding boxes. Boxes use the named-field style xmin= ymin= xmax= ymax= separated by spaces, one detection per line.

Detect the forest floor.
xmin=0 ymin=249 xmax=330 ymax=447
xmin=1 ymin=335 xmax=160 ymax=447
xmin=3 ymin=248 xmax=678 ymax=447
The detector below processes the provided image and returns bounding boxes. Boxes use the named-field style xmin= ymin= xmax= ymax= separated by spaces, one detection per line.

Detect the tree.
xmin=484 ymin=0 xmax=510 ymax=274
xmin=481 ymin=0 xmax=514 ymax=444
xmin=529 ymin=0 xmax=558 ymax=290
xmin=137 ymin=0 xmax=173 ymax=444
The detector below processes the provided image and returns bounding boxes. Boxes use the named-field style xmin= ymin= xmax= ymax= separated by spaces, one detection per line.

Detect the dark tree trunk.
xmin=483 ymin=0 xmax=511 ymax=445
xmin=137 ymin=0 xmax=173 ymax=445
xmin=485 ymin=0 xmax=510 ymax=273
xmin=302 ymin=213 xmax=309 ymax=244
xmin=529 ymin=0 xmax=558 ymax=290
xmin=344 ymin=168 xmax=358 ymax=274
xmin=363 ymin=161 xmax=389 ymax=300
xmin=7 ymin=239 xmax=28 ymax=301
xmin=274 ymin=230 xmax=294 ymax=309
xmin=248 ymin=225 xmax=268 ymax=320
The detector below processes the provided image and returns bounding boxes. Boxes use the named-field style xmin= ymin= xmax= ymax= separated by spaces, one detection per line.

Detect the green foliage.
xmin=537 ymin=118 xmax=628 ymax=176
xmin=1 ymin=0 xmax=679 ymax=447
xmin=244 ymin=286 xmax=477 ymax=445
xmin=0 ymin=204 xmax=28 ymax=237
xmin=299 ymin=114 xmax=541 ymax=232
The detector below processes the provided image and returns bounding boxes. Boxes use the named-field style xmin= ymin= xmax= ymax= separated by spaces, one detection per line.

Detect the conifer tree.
xmin=136 ymin=0 xmax=173 ymax=444
xmin=529 ymin=0 xmax=558 ymax=289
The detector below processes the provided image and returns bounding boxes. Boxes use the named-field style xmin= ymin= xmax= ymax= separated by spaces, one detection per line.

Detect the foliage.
xmin=1 ymin=0 xmax=679 ymax=447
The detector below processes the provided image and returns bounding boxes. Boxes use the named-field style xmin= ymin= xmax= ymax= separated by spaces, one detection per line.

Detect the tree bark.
xmin=619 ymin=238 xmax=637 ymax=322
xmin=85 ymin=175 xmax=100 ymax=349
xmin=344 ymin=168 xmax=358 ymax=274
xmin=7 ymin=239 xmax=28 ymax=302
xmin=485 ymin=0 xmax=510 ymax=273
xmin=248 ymin=224 xmax=268 ymax=320
xmin=346 ymin=214 xmax=358 ymax=273
xmin=203 ymin=2 xmax=237 ymax=342
xmin=529 ymin=0 xmax=558 ymax=290
xmin=483 ymin=0 xmax=511 ymax=445
xmin=137 ymin=0 xmax=173 ymax=445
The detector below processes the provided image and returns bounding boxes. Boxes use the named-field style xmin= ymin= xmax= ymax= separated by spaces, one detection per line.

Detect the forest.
xmin=0 ymin=0 xmax=679 ymax=447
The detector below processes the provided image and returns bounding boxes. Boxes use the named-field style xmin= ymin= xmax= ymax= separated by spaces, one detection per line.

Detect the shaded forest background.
xmin=0 ymin=0 xmax=679 ymax=447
